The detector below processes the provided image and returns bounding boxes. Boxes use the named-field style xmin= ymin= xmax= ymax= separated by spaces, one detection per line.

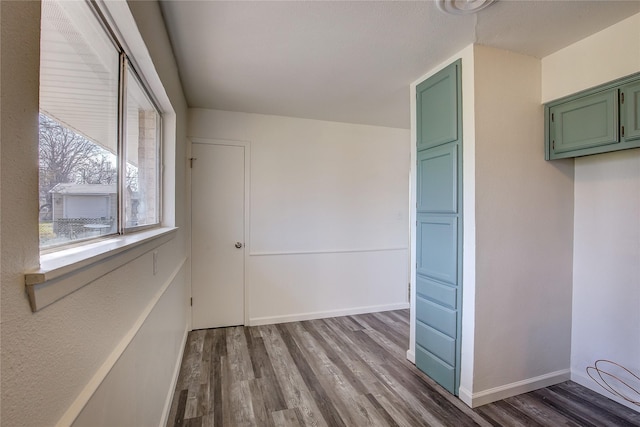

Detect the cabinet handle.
xmin=552 ymin=140 xmax=555 ymax=150
xmin=622 ymin=126 xmax=625 ymax=138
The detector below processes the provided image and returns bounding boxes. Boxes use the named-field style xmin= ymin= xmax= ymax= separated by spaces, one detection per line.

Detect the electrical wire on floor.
xmin=587 ymin=359 xmax=640 ymax=406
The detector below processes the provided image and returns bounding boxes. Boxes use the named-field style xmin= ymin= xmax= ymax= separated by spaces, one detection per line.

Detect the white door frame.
xmin=189 ymin=137 xmax=251 ymax=326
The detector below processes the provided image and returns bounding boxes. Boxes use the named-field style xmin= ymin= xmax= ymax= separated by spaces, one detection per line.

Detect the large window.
xmin=39 ymin=0 xmax=161 ymax=249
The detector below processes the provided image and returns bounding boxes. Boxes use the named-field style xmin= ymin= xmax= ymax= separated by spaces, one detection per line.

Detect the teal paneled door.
xmin=415 ymin=60 xmax=462 ymax=395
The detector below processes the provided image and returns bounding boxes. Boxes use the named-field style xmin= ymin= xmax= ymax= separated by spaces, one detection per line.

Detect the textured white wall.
xmin=189 ymin=109 xmax=410 ymax=324
xmin=72 ymin=260 xmax=188 ymax=426
xmin=0 ymin=1 xmax=191 ymax=426
xmin=472 ymin=45 xmax=574 ymax=395
xmin=572 ymin=150 xmax=640 ymax=412
xmin=542 ymin=13 xmax=640 ymax=103
xmin=542 ymin=13 xmax=640 ymax=412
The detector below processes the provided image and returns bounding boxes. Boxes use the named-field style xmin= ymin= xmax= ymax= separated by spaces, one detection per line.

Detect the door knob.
xmin=235 ymin=242 xmax=243 ymax=249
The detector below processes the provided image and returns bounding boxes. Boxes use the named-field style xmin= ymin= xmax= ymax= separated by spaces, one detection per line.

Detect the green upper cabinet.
xmin=621 ymin=80 xmax=640 ymax=143
xmin=417 ymin=64 xmax=458 ymax=151
xmin=549 ymin=90 xmax=618 ymax=158
xmin=545 ymin=72 xmax=640 ymax=160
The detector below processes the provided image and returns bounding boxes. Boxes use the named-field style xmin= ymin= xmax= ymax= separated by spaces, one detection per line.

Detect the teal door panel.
xmin=417 ymin=145 xmax=458 ymax=213
xmin=417 ymin=64 xmax=458 ymax=151
xmin=416 ymin=275 xmax=457 ymax=310
xmin=621 ymin=80 xmax=640 ymax=143
xmin=417 ymin=215 xmax=457 ymax=285
xmin=416 ymin=320 xmax=456 ymax=365
xmin=415 ymin=60 xmax=462 ymax=396
xmin=415 ymin=346 xmax=455 ymax=393
xmin=550 ymin=89 xmax=619 ymax=157
xmin=416 ymin=296 xmax=457 ymax=337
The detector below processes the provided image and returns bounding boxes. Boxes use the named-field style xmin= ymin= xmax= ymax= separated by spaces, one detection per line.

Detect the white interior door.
xmin=191 ymin=142 xmax=245 ymax=329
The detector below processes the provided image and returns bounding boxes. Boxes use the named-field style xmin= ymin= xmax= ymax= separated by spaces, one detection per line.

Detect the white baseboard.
xmin=458 ymin=386 xmax=473 ymax=407
xmin=462 ymin=369 xmax=570 ymax=408
xmin=159 ymin=326 xmax=190 ymax=427
xmin=406 ymin=349 xmax=415 ymax=364
xmin=248 ymin=302 xmax=410 ymax=326
xmin=571 ymin=369 xmax=640 ymax=413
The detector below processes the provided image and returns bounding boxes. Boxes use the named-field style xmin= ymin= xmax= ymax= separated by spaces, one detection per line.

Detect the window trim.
xmin=26 ymin=227 xmax=177 ymax=311
xmin=121 ymin=58 xmax=163 ymax=233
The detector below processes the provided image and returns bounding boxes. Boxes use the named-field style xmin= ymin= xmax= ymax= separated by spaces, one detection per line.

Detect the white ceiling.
xmin=159 ymin=0 xmax=640 ymax=129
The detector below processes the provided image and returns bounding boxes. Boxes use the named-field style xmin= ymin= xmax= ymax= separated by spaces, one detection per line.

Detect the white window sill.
xmin=25 ymin=227 xmax=177 ymax=312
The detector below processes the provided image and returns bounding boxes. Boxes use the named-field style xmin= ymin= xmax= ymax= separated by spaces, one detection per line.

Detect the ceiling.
xmin=159 ymin=0 xmax=640 ymax=129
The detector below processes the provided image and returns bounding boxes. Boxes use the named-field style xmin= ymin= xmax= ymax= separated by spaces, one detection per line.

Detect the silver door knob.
xmin=235 ymin=242 xmax=243 ymax=249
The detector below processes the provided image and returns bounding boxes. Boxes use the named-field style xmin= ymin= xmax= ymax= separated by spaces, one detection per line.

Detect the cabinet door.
xmin=621 ymin=80 xmax=640 ymax=143
xmin=415 ymin=60 xmax=462 ymax=396
xmin=416 ymin=64 xmax=458 ymax=151
xmin=549 ymin=89 xmax=619 ymax=159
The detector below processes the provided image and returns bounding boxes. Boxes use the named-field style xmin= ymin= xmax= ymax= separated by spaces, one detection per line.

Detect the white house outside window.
xmin=39 ymin=0 xmax=161 ymax=249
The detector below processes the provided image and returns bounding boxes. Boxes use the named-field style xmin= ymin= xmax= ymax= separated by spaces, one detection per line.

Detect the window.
xmin=123 ymin=64 xmax=161 ymax=230
xmin=39 ymin=0 xmax=161 ymax=249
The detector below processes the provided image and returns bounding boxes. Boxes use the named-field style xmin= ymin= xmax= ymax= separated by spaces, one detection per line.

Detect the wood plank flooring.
xmin=166 ymin=310 xmax=640 ymax=426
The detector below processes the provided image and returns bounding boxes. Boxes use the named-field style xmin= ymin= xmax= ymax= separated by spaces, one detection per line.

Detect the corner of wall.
xmin=465 ymin=369 xmax=570 ymax=408
xmin=571 ymin=367 xmax=640 ymax=413
xmin=471 ymin=45 xmax=573 ymax=396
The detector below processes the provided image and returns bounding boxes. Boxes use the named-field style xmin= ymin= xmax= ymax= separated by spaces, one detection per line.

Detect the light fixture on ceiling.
xmin=436 ymin=0 xmax=497 ymax=15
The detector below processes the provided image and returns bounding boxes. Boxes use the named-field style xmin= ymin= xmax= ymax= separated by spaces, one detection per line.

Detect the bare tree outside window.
xmin=38 ymin=114 xmax=122 ymax=246
xmin=38 ymin=113 xmax=145 ymax=246
xmin=38 ymin=114 xmax=115 ymax=214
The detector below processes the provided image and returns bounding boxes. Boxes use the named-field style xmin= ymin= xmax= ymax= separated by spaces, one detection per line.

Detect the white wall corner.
xmin=406 ymin=349 xmax=415 ymax=364
xmin=408 ymin=73 xmax=418 ymax=365
xmin=571 ymin=368 xmax=640 ymax=413
xmin=458 ymin=386 xmax=473 ymax=408
xmin=465 ymin=369 xmax=570 ymax=408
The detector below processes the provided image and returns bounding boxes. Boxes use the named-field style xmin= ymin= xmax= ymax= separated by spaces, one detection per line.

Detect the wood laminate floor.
xmin=166 ymin=310 xmax=640 ymax=426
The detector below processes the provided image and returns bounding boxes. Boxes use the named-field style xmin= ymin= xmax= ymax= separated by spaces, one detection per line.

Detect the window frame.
xmin=119 ymin=55 xmax=163 ymax=235
xmin=27 ymin=0 xmax=178 ymax=312
xmin=38 ymin=0 xmax=163 ymax=251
